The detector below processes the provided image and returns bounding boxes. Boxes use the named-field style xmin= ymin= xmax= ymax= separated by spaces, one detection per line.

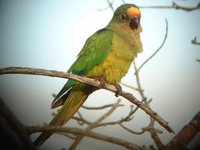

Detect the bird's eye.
xmin=119 ymin=13 xmax=127 ymax=21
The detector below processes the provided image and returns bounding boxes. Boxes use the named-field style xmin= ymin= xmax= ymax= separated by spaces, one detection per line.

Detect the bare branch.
xmin=98 ymin=0 xmax=115 ymax=12
xmin=0 ymin=67 xmax=174 ymax=133
xmin=196 ymin=59 xmax=200 ymax=63
xmin=120 ymin=82 xmax=144 ymax=92
xmin=145 ymin=119 xmax=164 ymax=150
xmin=119 ymin=123 xmax=145 ymax=135
xmin=96 ymin=105 xmax=135 ymax=127
xmin=134 ymin=60 xmax=164 ymax=150
xmin=133 ymin=62 xmax=146 ymax=99
xmin=82 ymin=103 xmax=124 ymax=110
xmin=135 ymin=19 xmax=168 ymax=74
xmin=72 ymin=116 xmax=91 ymax=125
xmin=139 ymin=2 xmax=200 ymax=11
xmin=69 ymin=99 xmax=121 ymax=149
xmin=165 ymin=111 xmax=200 ymax=150
xmin=0 ymin=98 xmax=35 ymax=150
xmin=191 ymin=36 xmax=200 ymax=45
xmin=26 ymin=125 xmax=142 ymax=150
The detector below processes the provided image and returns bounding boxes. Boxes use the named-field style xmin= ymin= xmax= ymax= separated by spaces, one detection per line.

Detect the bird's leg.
xmin=115 ymin=84 xmax=122 ymax=97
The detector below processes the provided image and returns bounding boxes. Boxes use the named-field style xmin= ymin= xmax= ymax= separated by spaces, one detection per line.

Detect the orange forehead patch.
xmin=127 ymin=7 xmax=141 ymax=17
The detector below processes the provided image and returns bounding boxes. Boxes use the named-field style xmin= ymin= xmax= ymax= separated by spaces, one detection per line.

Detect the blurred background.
xmin=0 ymin=0 xmax=200 ymax=149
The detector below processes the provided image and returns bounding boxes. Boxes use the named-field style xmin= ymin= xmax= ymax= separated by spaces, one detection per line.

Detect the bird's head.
xmin=108 ymin=4 xmax=142 ymax=33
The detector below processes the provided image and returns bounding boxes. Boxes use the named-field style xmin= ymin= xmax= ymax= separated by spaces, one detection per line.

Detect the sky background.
xmin=0 ymin=0 xmax=200 ymax=149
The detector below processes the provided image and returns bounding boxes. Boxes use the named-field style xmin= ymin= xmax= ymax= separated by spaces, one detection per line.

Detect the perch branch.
xmin=0 ymin=67 xmax=174 ymax=133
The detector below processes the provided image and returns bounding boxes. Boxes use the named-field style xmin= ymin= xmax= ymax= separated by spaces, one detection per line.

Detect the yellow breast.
xmin=87 ymin=33 xmax=137 ymax=84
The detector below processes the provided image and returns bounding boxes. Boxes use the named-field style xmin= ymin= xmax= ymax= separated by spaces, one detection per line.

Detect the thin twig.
xmin=96 ymin=105 xmax=135 ymax=127
xmin=134 ymin=61 xmax=164 ymax=149
xmin=120 ymin=82 xmax=143 ymax=92
xmin=82 ymin=103 xmax=124 ymax=110
xmin=135 ymin=19 xmax=168 ymax=74
xmin=191 ymin=36 xmax=200 ymax=45
xmin=134 ymin=62 xmax=146 ymax=99
xmin=147 ymin=119 xmax=164 ymax=150
xmin=72 ymin=116 xmax=91 ymax=125
xmin=98 ymin=0 xmax=115 ymax=12
xmin=69 ymin=99 xmax=121 ymax=150
xmin=119 ymin=123 xmax=145 ymax=135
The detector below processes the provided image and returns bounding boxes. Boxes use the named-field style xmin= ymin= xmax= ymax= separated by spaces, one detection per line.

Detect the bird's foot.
xmin=95 ymin=77 xmax=106 ymax=88
xmin=115 ymin=84 xmax=122 ymax=97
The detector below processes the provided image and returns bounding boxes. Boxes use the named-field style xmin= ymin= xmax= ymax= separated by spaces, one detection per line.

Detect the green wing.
xmin=54 ymin=28 xmax=113 ymax=101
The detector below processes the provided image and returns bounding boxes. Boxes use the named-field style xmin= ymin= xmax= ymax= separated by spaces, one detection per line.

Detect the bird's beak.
xmin=129 ymin=17 xmax=140 ymax=30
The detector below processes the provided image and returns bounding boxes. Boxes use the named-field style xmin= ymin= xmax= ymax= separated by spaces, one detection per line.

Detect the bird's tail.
xmin=33 ymin=83 xmax=95 ymax=148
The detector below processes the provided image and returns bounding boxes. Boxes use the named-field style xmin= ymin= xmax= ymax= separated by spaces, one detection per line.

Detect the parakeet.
xmin=34 ymin=3 xmax=143 ymax=148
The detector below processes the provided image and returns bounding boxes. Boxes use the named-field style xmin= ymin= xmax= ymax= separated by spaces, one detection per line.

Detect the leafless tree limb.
xmin=95 ymin=105 xmax=135 ymax=127
xmin=135 ymin=19 xmax=168 ymax=74
xmin=97 ymin=0 xmax=115 ymax=12
xmin=165 ymin=111 xmax=200 ymax=150
xmin=120 ymin=82 xmax=144 ymax=92
xmin=82 ymin=103 xmax=124 ymax=110
xmin=139 ymin=2 xmax=200 ymax=11
xmin=119 ymin=123 xmax=145 ymax=135
xmin=0 ymin=67 xmax=174 ymax=133
xmin=26 ymin=125 xmax=142 ymax=150
xmin=0 ymin=98 xmax=35 ymax=150
xmin=134 ymin=57 xmax=165 ymax=150
xmin=72 ymin=116 xmax=91 ymax=125
xmin=101 ymin=1 xmax=200 ymax=12
xmin=191 ymin=36 xmax=200 ymax=45
xmin=69 ymin=99 xmax=122 ymax=149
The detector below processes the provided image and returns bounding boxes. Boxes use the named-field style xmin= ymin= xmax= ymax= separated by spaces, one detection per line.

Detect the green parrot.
xmin=34 ymin=3 xmax=143 ymax=148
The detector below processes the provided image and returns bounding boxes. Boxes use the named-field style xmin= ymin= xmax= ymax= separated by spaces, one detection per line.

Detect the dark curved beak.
xmin=130 ymin=17 xmax=140 ymax=30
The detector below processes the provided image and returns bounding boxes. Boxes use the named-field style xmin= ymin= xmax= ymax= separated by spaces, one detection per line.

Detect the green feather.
xmin=54 ymin=29 xmax=113 ymax=101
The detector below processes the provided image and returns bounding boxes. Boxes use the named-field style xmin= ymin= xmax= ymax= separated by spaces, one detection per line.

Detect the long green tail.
xmin=33 ymin=83 xmax=95 ymax=148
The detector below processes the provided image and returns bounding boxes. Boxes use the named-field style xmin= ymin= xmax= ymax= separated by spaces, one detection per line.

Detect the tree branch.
xmin=139 ymin=2 xmax=200 ymax=11
xmin=135 ymin=18 xmax=168 ymax=74
xmin=165 ymin=111 xmax=200 ymax=150
xmin=0 ymin=98 xmax=35 ymax=150
xmin=82 ymin=103 xmax=124 ymax=110
xmin=26 ymin=125 xmax=142 ymax=150
xmin=69 ymin=99 xmax=122 ymax=150
xmin=191 ymin=36 xmax=200 ymax=45
xmin=196 ymin=59 xmax=200 ymax=63
xmin=0 ymin=67 xmax=174 ymax=133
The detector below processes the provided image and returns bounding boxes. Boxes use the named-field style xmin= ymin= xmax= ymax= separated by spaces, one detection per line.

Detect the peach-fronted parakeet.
xmin=34 ymin=3 xmax=142 ymax=147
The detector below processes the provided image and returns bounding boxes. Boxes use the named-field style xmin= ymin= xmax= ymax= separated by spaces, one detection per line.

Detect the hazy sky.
xmin=0 ymin=0 xmax=200 ymax=149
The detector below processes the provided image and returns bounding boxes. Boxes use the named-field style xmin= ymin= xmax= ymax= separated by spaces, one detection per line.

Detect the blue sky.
xmin=0 ymin=0 xmax=200 ymax=149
